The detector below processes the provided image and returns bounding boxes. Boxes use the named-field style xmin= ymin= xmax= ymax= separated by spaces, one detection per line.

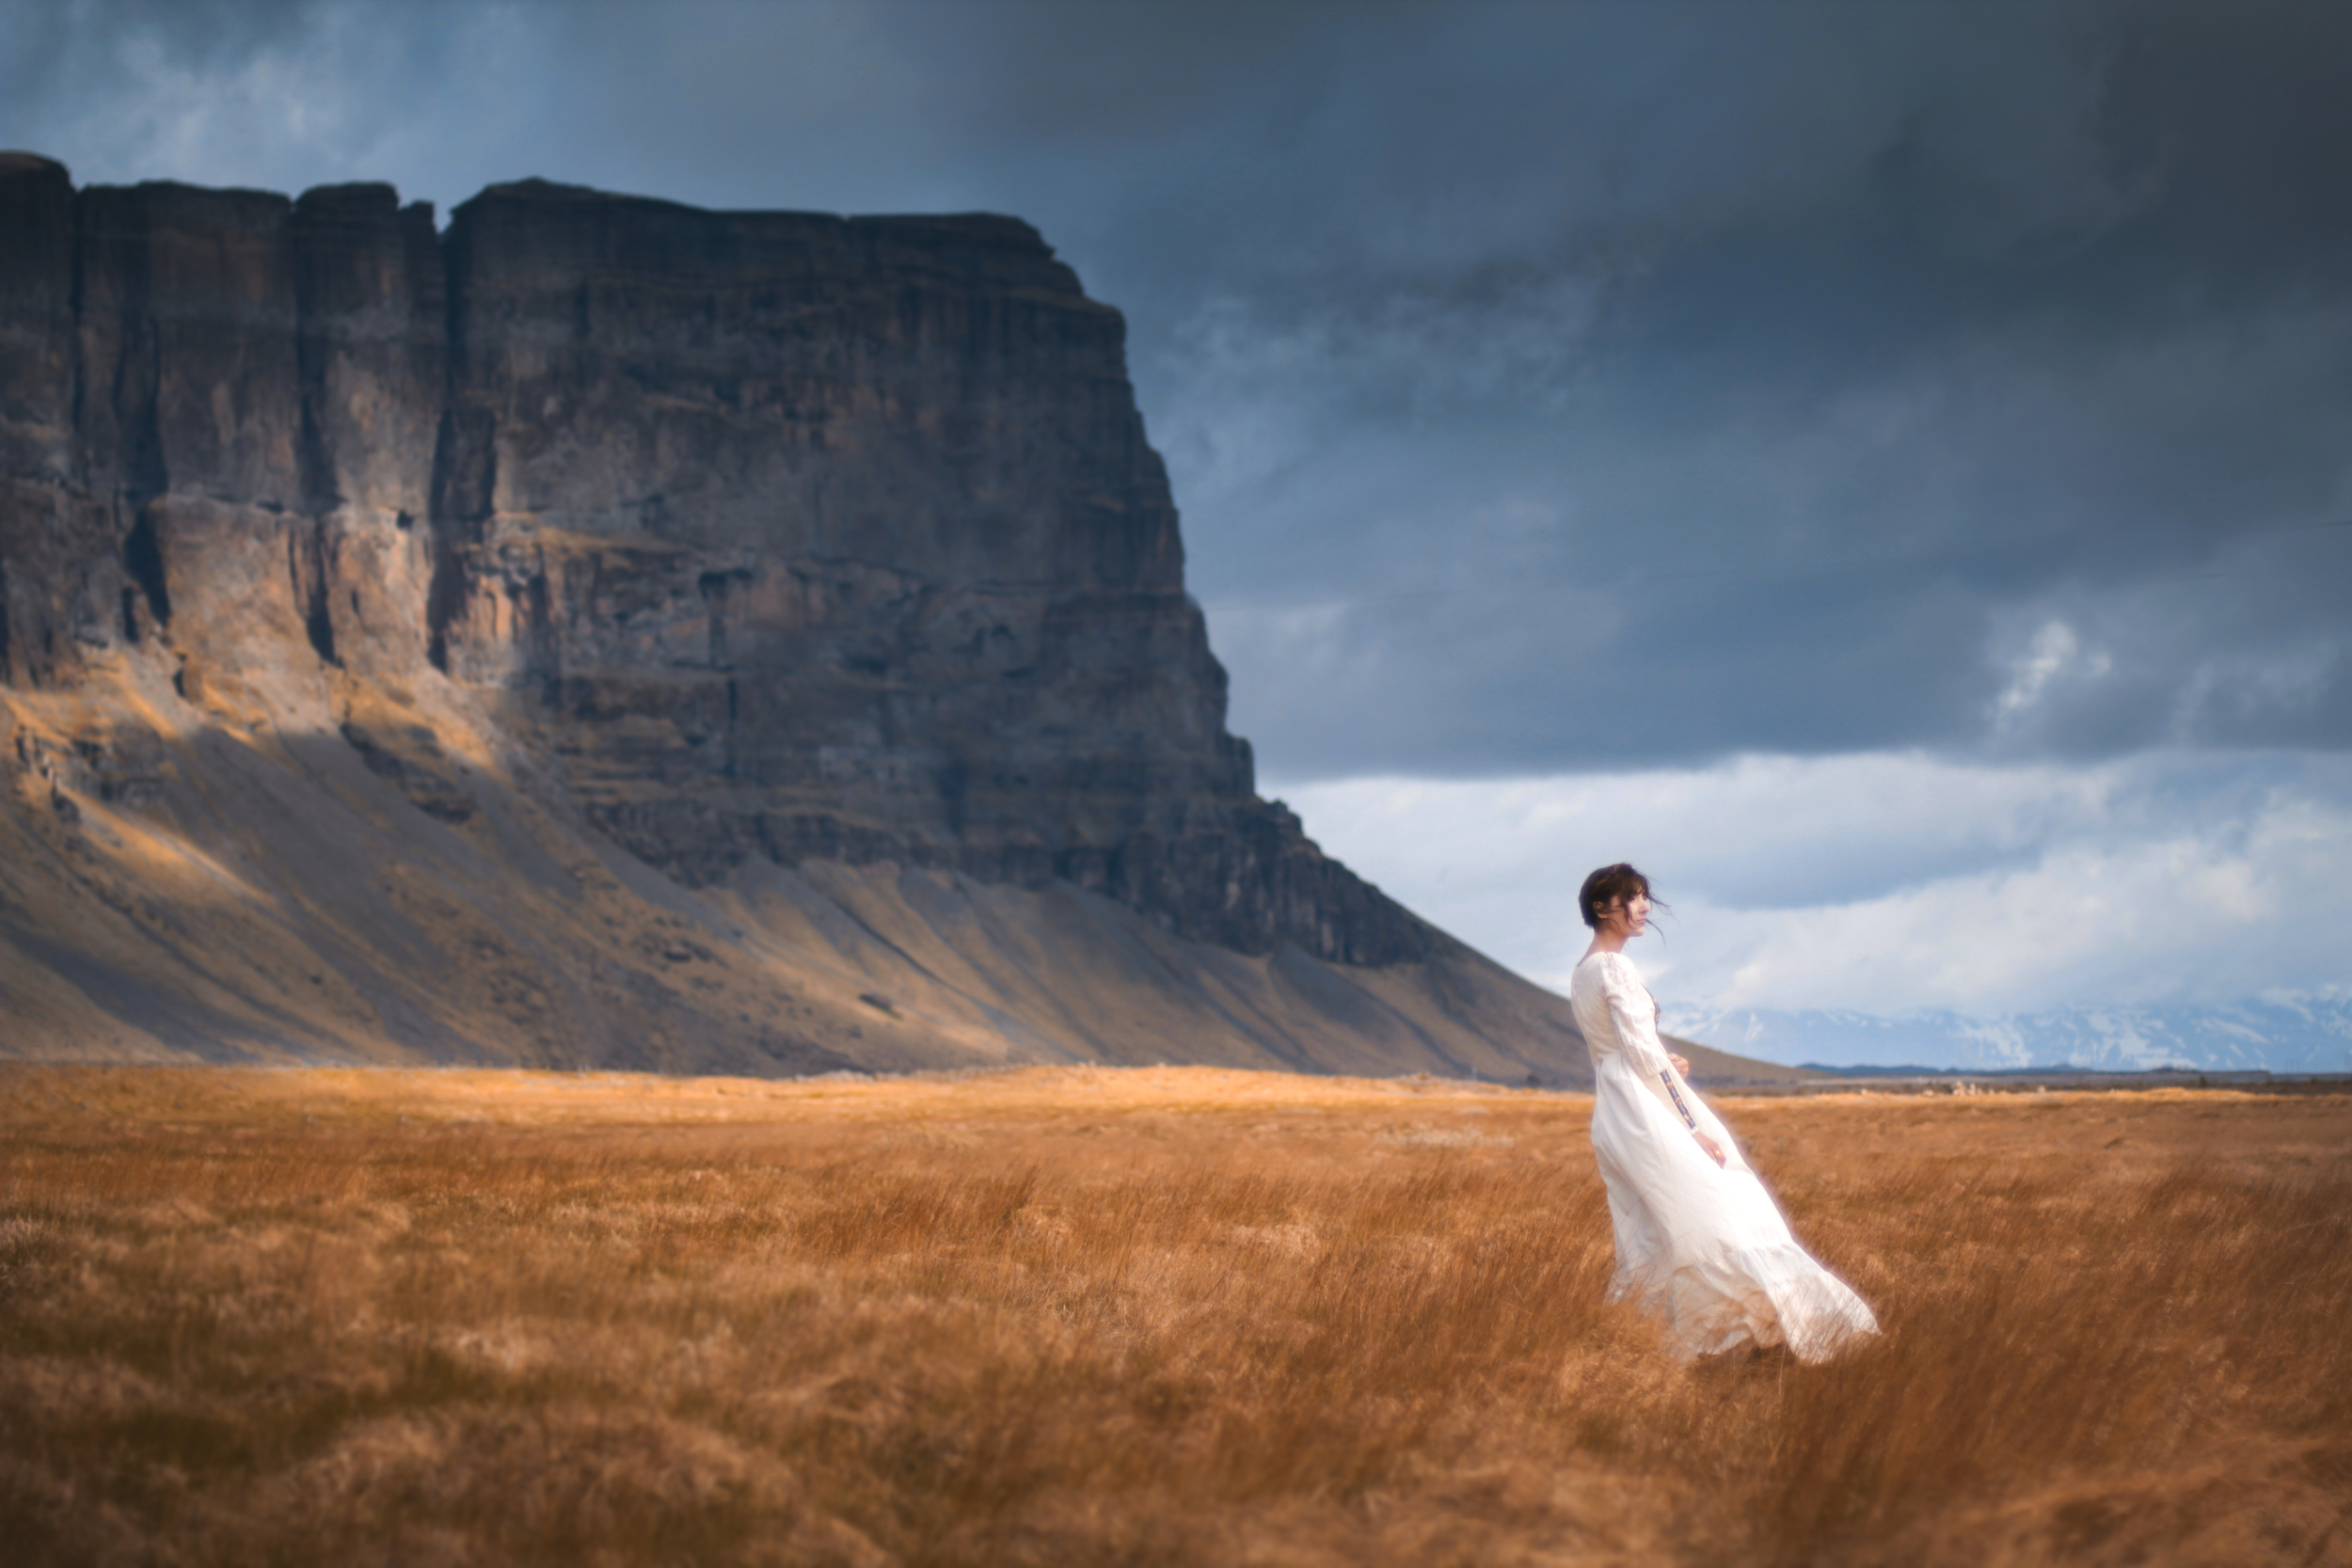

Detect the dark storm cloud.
xmin=6 ymin=0 xmax=2348 ymax=776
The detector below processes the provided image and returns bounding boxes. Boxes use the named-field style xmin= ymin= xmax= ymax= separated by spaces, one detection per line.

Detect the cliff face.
xmin=1 ymin=155 xmax=1425 ymax=967
xmin=1 ymin=159 xmax=451 ymax=736
xmin=0 ymin=153 xmax=1652 ymax=1083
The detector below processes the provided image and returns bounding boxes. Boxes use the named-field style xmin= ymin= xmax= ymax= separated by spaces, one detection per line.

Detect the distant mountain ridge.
xmin=1665 ymin=998 xmax=2352 ymax=1075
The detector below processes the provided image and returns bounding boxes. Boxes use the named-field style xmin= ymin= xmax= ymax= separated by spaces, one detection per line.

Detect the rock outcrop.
xmin=3 ymin=155 xmax=1423 ymax=964
xmin=0 ymin=153 xmax=1795 ymax=1085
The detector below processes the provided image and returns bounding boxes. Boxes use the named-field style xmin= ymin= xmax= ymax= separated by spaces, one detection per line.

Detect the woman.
xmin=1568 ymin=863 xmax=1877 ymax=1362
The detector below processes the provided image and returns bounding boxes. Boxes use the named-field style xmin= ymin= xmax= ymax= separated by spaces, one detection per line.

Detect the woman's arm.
xmin=1648 ymin=990 xmax=1693 ymax=1079
xmin=1603 ymin=958 xmax=1726 ymax=1167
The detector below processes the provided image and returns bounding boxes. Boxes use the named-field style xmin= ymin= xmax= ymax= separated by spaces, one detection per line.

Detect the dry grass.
xmin=2 ymin=1064 xmax=2347 ymax=1567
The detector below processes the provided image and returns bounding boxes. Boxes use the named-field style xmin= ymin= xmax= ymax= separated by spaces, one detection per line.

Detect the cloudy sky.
xmin=7 ymin=0 xmax=2348 ymax=1045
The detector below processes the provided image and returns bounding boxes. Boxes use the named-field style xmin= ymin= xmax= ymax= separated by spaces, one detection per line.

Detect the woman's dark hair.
xmin=1579 ymin=863 xmax=1657 ymax=929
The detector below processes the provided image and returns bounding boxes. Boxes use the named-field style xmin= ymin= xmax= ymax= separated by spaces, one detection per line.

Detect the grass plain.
xmin=1 ymin=1063 xmax=2346 ymax=1567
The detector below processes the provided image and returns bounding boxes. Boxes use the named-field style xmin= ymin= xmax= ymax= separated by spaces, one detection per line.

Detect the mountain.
xmin=0 ymin=151 xmax=1808 ymax=1086
xmin=1664 ymin=1000 xmax=2352 ymax=1075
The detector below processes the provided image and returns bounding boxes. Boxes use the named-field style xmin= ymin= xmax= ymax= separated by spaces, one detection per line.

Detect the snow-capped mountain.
xmin=1663 ymin=996 xmax=2352 ymax=1074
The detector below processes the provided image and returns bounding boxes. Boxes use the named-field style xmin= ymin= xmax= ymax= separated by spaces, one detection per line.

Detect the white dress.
xmin=1569 ymin=949 xmax=1878 ymax=1362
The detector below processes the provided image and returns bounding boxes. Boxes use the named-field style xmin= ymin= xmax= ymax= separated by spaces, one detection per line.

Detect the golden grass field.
xmin=2 ymin=1064 xmax=2346 ymax=1567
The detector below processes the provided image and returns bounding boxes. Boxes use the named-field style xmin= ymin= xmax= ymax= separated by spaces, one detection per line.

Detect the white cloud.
xmin=1272 ymin=749 xmax=2352 ymax=1015
xmin=1994 ymin=620 xmax=2110 ymax=728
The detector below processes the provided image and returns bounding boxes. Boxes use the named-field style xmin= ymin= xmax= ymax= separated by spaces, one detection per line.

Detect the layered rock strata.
xmin=0 ymin=154 xmax=1426 ymax=967
xmin=0 ymin=154 xmax=1799 ymax=1085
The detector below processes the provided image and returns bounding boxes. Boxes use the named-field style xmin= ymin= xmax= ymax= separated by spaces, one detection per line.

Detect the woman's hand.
xmin=1693 ymin=1130 xmax=1726 ymax=1167
xmin=1668 ymin=1053 xmax=1691 ymax=1078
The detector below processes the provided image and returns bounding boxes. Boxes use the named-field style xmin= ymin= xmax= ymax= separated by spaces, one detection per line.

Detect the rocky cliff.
xmin=4 ymin=154 xmax=1422 ymax=958
xmin=0 ymin=153 xmax=1788 ymax=1085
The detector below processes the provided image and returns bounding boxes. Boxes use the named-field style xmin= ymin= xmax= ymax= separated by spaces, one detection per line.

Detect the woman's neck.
xmin=1585 ymin=925 xmax=1632 ymax=958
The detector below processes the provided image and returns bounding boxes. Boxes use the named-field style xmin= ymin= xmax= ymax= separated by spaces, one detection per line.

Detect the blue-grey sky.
xmin=6 ymin=0 xmax=2348 ymax=1038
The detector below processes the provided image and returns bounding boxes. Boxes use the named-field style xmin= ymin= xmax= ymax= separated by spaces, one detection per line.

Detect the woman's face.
xmin=1606 ymin=890 xmax=1651 ymax=938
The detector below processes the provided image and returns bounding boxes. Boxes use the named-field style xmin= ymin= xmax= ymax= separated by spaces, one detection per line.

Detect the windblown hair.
xmin=1578 ymin=863 xmax=1657 ymax=929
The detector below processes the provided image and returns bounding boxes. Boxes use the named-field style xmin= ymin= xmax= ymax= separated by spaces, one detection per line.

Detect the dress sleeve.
xmin=1599 ymin=955 xmax=1680 ymax=1084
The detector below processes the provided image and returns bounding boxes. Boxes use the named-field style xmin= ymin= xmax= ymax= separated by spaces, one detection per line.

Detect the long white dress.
xmin=1569 ymin=949 xmax=1878 ymax=1362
